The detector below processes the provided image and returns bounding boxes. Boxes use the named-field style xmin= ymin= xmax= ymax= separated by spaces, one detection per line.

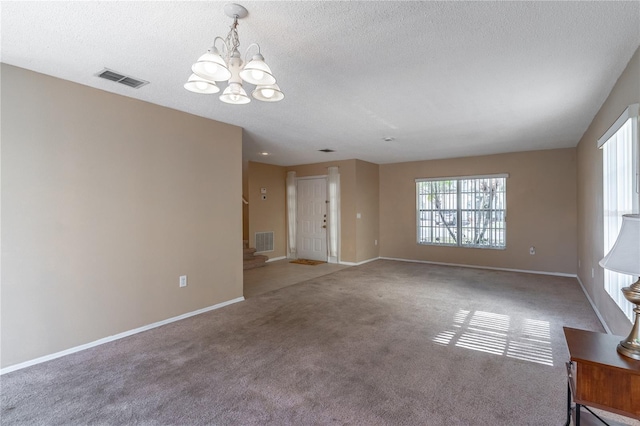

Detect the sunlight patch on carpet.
xmin=433 ymin=309 xmax=554 ymax=366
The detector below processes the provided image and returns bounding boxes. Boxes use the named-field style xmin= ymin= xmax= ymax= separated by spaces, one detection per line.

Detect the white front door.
xmin=297 ymin=178 xmax=327 ymax=261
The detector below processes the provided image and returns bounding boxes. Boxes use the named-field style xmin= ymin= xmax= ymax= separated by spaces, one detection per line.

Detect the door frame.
xmin=294 ymin=175 xmax=340 ymax=264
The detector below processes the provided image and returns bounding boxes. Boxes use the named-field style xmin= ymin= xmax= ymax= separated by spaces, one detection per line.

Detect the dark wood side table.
xmin=563 ymin=327 xmax=640 ymax=425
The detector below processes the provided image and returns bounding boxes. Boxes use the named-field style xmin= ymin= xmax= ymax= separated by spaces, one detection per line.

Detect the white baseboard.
xmin=378 ymin=256 xmax=577 ymax=278
xmin=266 ymin=256 xmax=286 ymax=263
xmin=576 ymin=275 xmax=612 ymax=334
xmin=340 ymin=257 xmax=381 ymax=266
xmin=0 ymin=296 xmax=245 ymax=375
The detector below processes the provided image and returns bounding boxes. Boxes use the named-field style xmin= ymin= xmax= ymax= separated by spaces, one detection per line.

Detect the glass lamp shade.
xmin=600 ymin=215 xmax=640 ymax=361
xmin=184 ymin=74 xmax=220 ymax=94
xmin=219 ymin=82 xmax=251 ymax=105
xmin=252 ymin=84 xmax=284 ymax=102
xmin=600 ymin=214 xmax=640 ymax=275
xmin=239 ymin=54 xmax=276 ymax=86
xmin=192 ymin=47 xmax=231 ymax=82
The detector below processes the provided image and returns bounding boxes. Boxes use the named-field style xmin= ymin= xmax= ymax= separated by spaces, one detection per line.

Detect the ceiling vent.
xmin=96 ymin=68 xmax=149 ymax=89
xmin=319 ymin=149 xmax=335 ymax=153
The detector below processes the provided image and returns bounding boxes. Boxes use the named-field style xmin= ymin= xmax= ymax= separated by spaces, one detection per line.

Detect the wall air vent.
xmin=96 ymin=68 xmax=149 ymax=89
xmin=255 ymin=231 xmax=274 ymax=253
xmin=319 ymin=149 xmax=335 ymax=153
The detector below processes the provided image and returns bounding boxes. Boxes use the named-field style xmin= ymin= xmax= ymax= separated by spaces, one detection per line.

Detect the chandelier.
xmin=184 ymin=3 xmax=284 ymax=104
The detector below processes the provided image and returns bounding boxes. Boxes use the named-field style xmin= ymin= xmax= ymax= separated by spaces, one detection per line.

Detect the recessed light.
xmin=259 ymin=152 xmax=270 ymax=156
xmin=318 ymin=148 xmax=335 ymax=153
xmin=383 ymin=137 xmax=395 ymax=142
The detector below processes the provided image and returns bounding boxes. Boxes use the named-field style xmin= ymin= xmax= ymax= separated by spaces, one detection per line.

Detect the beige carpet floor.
xmin=243 ymin=258 xmax=348 ymax=298
xmin=2 ymin=260 xmax=626 ymax=425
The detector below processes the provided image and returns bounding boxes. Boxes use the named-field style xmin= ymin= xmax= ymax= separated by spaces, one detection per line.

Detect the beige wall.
xmin=242 ymin=159 xmax=249 ymax=240
xmin=576 ymin=47 xmax=639 ymax=335
xmin=380 ymin=149 xmax=577 ymax=274
xmin=283 ymin=159 xmax=380 ymax=264
xmin=1 ymin=65 xmax=244 ymax=368
xmin=247 ymin=161 xmax=287 ymax=259
xmin=355 ymin=160 xmax=380 ymax=262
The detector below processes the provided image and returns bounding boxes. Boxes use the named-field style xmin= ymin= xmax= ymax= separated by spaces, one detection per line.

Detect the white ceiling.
xmin=2 ymin=1 xmax=639 ymax=166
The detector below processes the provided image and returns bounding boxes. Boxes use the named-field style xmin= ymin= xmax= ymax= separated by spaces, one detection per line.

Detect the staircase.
xmin=243 ymin=240 xmax=268 ymax=270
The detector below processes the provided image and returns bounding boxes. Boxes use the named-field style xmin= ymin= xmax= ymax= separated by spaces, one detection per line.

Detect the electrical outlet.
xmin=179 ymin=275 xmax=187 ymax=288
xmin=375 ymin=239 xmax=378 ymax=246
xmin=529 ymin=246 xmax=535 ymax=255
xmin=591 ymin=268 xmax=594 ymax=278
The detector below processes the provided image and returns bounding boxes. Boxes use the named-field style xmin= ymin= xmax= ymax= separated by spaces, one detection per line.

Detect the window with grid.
xmin=599 ymin=104 xmax=639 ymax=322
xmin=416 ymin=175 xmax=507 ymax=249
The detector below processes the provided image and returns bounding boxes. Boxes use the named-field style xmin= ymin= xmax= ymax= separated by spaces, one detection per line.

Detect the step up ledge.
xmin=243 ymin=248 xmax=257 ymax=259
xmin=243 ymin=262 xmax=267 ymax=270
xmin=243 ymin=258 xmax=268 ymax=270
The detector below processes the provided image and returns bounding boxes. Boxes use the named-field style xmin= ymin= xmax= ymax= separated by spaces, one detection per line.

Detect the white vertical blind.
xmin=602 ymin=117 xmax=637 ymax=321
xmin=286 ymin=171 xmax=297 ymax=258
xmin=327 ymin=167 xmax=340 ymax=263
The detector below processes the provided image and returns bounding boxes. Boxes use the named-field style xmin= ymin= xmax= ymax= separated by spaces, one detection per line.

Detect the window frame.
xmin=599 ymin=103 xmax=639 ymax=322
xmin=415 ymin=174 xmax=508 ymax=250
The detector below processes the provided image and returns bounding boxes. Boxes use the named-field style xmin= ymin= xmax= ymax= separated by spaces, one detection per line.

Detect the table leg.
xmin=575 ymin=403 xmax=581 ymax=426
xmin=565 ymin=382 xmax=571 ymax=426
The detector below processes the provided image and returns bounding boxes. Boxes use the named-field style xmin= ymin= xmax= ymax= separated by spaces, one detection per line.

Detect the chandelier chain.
xmin=224 ymin=16 xmax=241 ymax=61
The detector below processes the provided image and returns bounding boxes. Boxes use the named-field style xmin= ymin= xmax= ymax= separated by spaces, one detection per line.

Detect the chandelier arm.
xmin=212 ymin=36 xmax=228 ymax=56
xmin=243 ymin=43 xmax=261 ymax=63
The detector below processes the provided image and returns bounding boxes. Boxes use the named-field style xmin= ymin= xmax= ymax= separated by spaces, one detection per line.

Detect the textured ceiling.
xmin=2 ymin=1 xmax=639 ymax=166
